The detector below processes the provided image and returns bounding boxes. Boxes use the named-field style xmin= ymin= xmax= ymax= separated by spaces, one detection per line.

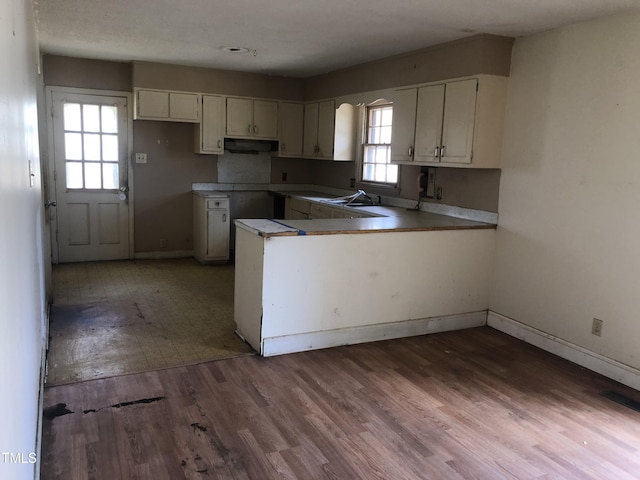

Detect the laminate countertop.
xmin=236 ymin=192 xmax=496 ymax=237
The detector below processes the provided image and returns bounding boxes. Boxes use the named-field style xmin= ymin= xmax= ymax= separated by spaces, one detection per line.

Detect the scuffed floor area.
xmin=46 ymin=258 xmax=254 ymax=386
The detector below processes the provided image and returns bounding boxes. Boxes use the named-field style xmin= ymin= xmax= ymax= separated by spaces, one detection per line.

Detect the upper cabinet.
xmin=303 ymin=100 xmax=356 ymax=161
xmin=303 ymin=101 xmax=333 ymax=158
xmin=391 ymin=75 xmax=508 ymax=168
xmin=134 ymin=89 xmax=201 ymax=122
xmin=278 ymin=102 xmax=304 ymax=157
xmin=226 ymin=97 xmax=278 ymax=139
xmin=195 ymin=95 xmax=225 ymax=155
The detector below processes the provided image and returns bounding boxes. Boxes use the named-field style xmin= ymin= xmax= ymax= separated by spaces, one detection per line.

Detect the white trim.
xmin=488 ymin=311 xmax=640 ymax=391
xmin=262 ymin=310 xmax=488 ymax=357
xmin=134 ymin=250 xmax=195 ymax=259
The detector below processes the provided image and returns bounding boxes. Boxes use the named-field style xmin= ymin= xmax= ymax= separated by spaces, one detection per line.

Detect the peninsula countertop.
xmin=235 ymin=210 xmax=495 ymax=237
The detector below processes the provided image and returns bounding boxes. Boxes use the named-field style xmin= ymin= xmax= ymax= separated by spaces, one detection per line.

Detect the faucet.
xmin=345 ymin=190 xmax=379 ymax=206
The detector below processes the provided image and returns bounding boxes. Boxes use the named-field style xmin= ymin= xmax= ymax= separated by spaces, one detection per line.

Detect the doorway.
xmin=48 ymin=88 xmax=133 ymax=263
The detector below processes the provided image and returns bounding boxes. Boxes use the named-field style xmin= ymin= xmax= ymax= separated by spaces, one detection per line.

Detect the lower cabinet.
xmin=193 ymin=193 xmax=230 ymax=264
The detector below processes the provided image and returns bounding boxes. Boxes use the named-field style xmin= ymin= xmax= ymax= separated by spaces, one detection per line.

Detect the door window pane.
xmin=64 ymin=133 xmax=83 ymax=160
xmin=102 ymin=163 xmax=119 ymax=189
xmin=101 ymin=106 xmax=118 ymax=133
xmin=102 ymin=135 xmax=118 ymax=161
xmin=63 ymin=101 xmax=123 ymax=190
xmin=66 ymin=162 xmax=83 ymax=189
xmin=83 ymin=104 xmax=101 ymax=132
xmin=64 ymin=103 xmax=81 ymax=131
xmin=83 ymin=134 xmax=101 ymax=161
xmin=84 ymin=163 xmax=102 ymax=189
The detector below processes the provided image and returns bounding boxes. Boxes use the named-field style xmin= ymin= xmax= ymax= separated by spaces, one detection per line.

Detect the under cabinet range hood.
xmin=224 ymin=138 xmax=278 ymax=154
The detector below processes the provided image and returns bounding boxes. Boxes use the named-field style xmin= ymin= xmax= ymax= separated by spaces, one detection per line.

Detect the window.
xmin=362 ymin=104 xmax=397 ymax=185
xmin=63 ymin=102 xmax=119 ymax=190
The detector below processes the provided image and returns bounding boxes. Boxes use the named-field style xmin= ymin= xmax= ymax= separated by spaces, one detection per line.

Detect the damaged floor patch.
xmin=83 ymin=396 xmax=166 ymax=414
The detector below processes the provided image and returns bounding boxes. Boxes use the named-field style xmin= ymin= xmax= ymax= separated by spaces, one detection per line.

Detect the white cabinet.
xmin=135 ymin=89 xmax=201 ymax=122
xmin=303 ymin=100 xmax=335 ymax=159
xmin=302 ymin=101 xmax=356 ymax=161
xmin=195 ymin=95 xmax=225 ymax=154
xmin=285 ymin=196 xmax=373 ymax=220
xmin=415 ymin=83 xmax=446 ymax=163
xmin=226 ymin=97 xmax=278 ymax=139
xmin=193 ymin=193 xmax=230 ymax=264
xmin=278 ymin=102 xmax=304 ymax=157
xmin=391 ymin=75 xmax=507 ymax=168
xmin=390 ymin=88 xmax=418 ymax=163
xmin=284 ymin=196 xmax=310 ymax=219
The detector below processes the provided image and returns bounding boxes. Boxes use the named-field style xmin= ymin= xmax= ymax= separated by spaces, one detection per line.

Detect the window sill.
xmin=356 ymin=181 xmax=400 ymax=196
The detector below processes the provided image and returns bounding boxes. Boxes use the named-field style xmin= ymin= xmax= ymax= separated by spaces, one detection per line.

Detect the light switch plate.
xmin=135 ymin=153 xmax=148 ymax=164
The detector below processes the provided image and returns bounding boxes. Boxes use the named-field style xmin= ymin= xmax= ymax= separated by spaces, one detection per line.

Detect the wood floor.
xmin=41 ymin=327 xmax=640 ymax=479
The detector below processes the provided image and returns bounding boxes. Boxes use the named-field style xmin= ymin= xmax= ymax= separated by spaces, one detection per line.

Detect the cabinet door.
xmin=197 ymin=95 xmax=224 ymax=154
xmin=309 ymin=203 xmax=334 ymax=219
xmin=170 ymin=92 xmax=200 ymax=122
xmin=206 ymin=209 xmax=229 ymax=260
xmin=226 ymin=97 xmax=253 ymax=137
xmin=414 ymin=84 xmax=445 ymax=163
xmin=390 ymin=88 xmax=417 ymax=163
xmin=253 ymin=100 xmax=278 ymax=139
xmin=137 ymin=90 xmax=169 ymax=119
xmin=316 ymin=100 xmax=335 ymax=159
xmin=440 ymin=79 xmax=477 ymax=164
xmin=303 ymin=103 xmax=319 ymax=157
xmin=279 ymin=102 xmax=304 ymax=157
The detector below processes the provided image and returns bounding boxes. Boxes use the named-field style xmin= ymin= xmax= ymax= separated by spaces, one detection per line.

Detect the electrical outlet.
xmin=135 ymin=153 xmax=148 ymax=164
xmin=592 ymin=318 xmax=603 ymax=336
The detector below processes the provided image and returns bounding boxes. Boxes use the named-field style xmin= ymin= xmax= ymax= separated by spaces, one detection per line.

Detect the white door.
xmin=51 ymin=91 xmax=131 ymax=262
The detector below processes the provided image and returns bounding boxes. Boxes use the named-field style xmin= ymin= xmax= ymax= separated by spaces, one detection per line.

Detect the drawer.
xmin=206 ymin=198 xmax=229 ymax=210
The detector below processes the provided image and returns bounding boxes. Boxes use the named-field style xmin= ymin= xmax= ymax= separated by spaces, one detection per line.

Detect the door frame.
xmin=45 ymin=86 xmax=135 ymax=263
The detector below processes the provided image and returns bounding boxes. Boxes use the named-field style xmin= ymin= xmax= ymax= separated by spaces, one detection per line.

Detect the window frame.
xmin=357 ymin=101 xmax=400 ymax=191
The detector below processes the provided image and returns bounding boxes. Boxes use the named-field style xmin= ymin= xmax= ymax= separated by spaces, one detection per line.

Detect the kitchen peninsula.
xmin=234 ymin=199 xmax=497 ymax=356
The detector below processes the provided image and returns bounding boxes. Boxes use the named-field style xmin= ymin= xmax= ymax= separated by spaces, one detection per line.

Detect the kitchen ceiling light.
xmin=220 ymin=46 xmax=249 ymax=53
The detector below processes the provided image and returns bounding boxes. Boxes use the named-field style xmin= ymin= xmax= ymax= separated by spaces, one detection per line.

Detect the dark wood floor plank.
xmin=41 ymin=327 xmax=640 ymax=479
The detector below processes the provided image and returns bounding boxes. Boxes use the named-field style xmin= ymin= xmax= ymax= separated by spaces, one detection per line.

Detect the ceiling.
xmin=33 ymin=0 xmax=640 ymax=78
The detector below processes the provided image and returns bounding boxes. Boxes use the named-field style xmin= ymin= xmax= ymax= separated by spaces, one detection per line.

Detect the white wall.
xmin=0 ymin=0 xmax=48 ymax=478
xmin=491 ymin=12 xmax=640 ymax=370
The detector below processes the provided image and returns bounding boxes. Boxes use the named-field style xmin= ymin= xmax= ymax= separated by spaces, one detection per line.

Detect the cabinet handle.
xmin=217 ymin=139 xmax=221 ymax=148
xmin=434 ymin=146 xmax=440 ymax=158
xmin=408 ymin=146 xmax=414 ymax=158
xmin=253 ymin=125 xmax=258 ymax=134
xmin=281 ymin=143 xmax=286 ymax=151
xmin=248 ymin=124 xmax=252 ymax=133
xmin=222 ymin=214 xmax=227 ymax=222
xmin=440 ymin=145 xmax=446 ymax=157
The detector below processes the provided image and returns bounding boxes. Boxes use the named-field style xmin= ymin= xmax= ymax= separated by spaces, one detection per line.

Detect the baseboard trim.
xmin=262 ymin=310 xmax=488 ymax=357
xmin=134 ymin=250 xmax=194 ymax=260
xmin=488 ymin=311 xmax=640 ymax=391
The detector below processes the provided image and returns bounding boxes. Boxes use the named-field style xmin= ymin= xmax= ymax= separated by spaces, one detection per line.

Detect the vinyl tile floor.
xmin=46 ymin=258 xmax=254 ymax=386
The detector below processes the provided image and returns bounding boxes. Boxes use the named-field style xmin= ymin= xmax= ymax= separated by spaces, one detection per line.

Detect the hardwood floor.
xmin=41 ymin=327 xmax=640 ymax=479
